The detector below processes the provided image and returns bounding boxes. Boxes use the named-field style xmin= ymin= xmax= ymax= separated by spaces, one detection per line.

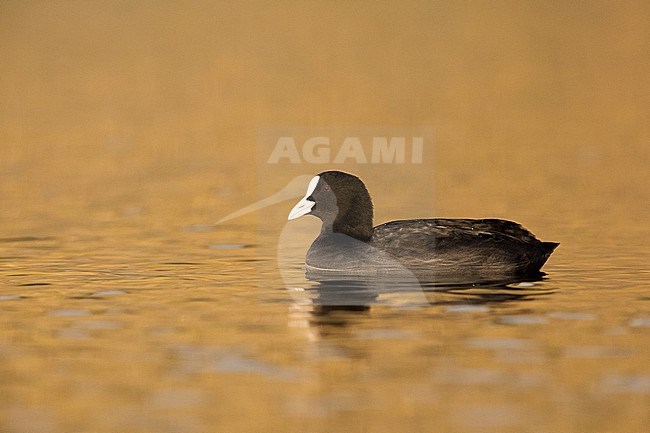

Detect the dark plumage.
xmin=288 ymin=170 xmax=558 ymax=282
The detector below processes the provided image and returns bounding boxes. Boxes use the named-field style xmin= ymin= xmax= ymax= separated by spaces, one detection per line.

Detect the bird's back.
xmin=370 ymin=218 xmax=558 ymax=278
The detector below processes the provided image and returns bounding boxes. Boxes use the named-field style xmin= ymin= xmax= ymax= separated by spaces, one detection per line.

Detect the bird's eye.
xmin=323 ymin=185 xmax=331 ymax=191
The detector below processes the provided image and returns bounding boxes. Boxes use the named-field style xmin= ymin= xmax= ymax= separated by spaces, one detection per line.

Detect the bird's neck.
xmin=321 ymin=208 xmax=373 ymax=242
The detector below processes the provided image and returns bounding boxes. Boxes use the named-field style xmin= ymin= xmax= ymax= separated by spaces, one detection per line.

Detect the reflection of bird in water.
xmin=288 ymin=171 xmax=559 ymax=283
xmin=421 ymin=281 xmax=554 ymax=306
xmin=294 ymin=276 xmax=554 ymax=347
xmin=306 ymin=275 xmax=553 ymax=312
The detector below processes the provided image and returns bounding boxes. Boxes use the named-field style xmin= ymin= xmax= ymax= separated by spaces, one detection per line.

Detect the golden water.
xmin=1 ymin=2 xmax=649 ymax=432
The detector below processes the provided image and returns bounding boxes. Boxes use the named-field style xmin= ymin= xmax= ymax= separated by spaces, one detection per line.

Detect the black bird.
xmin=288 ymin=170 xmax=558 ymax=283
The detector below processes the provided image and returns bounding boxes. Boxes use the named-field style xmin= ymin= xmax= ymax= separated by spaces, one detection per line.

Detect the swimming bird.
xmin=288 ymin=171 xmax=558 ymax=282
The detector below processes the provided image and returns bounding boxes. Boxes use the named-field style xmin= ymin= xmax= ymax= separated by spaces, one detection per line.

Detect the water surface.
xmin=1 ymin=2 xmax=649 ymax=432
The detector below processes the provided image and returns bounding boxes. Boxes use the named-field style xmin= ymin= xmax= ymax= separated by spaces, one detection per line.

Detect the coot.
xmin=288 ymin=170 xmax=558 ymax=281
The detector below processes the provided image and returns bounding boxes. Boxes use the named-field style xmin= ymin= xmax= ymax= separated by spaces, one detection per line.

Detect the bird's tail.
xmin=542 ymin=242 xmax=560 ymax=254
xmin=533 ymin=242 xmax=559 ymax=272
xmin=520 ymin=241 xmax=559 ymax=276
